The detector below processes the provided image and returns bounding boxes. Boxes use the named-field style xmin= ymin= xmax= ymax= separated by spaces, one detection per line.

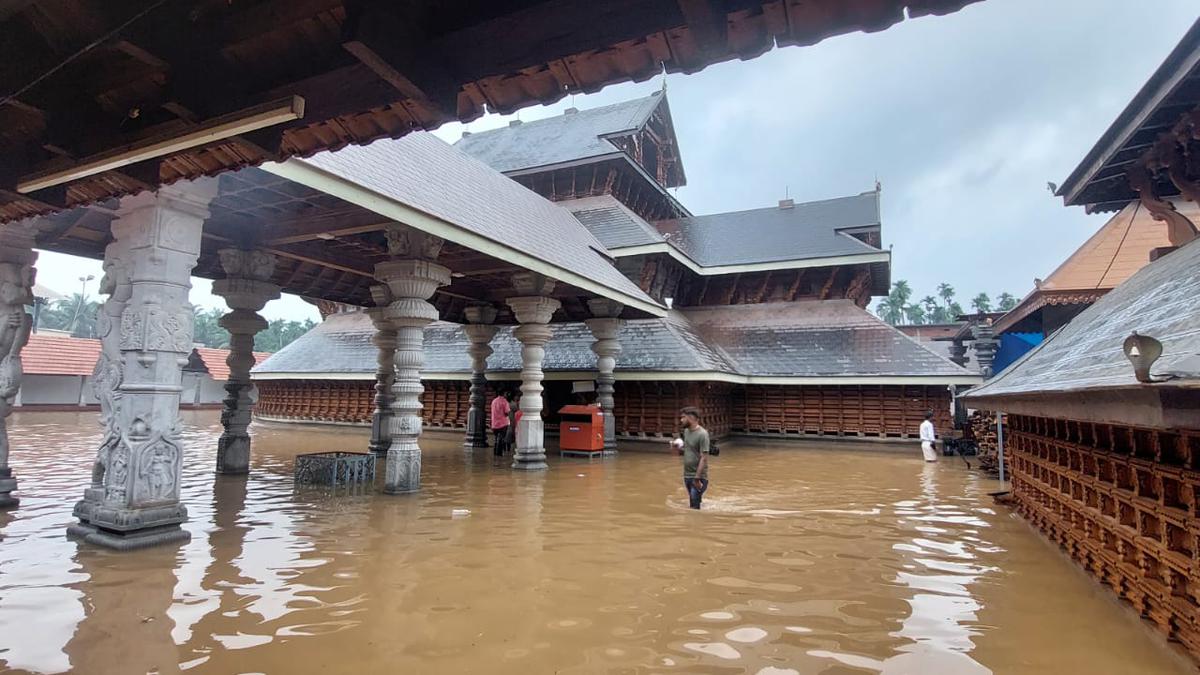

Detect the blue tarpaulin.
xmin=993 ymin=332 xmax=1042 ymax=373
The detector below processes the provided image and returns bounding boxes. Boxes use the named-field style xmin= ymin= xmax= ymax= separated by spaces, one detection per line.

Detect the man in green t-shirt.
xmin=673 ymin=407 xmax=710 ymax=509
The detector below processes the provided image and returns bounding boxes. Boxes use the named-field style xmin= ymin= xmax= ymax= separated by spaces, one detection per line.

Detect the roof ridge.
xmin=663 ymin=191 xmax=879 ymax=224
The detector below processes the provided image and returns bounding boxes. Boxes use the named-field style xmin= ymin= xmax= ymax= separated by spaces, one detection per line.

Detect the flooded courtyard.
xmin=0 ymin=411 xmax=1190 ymax=674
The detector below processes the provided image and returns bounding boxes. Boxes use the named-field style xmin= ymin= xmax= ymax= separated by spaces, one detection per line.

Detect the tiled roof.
xmin=193 ymin=348 xmax=272 ymax=381
xmin=454 ymin=94 xmax=663 ymax=173
xmin=254 ymin=300 xmax=973 ymax=381
xmin=966 ymin=236 xmax=1200 ymax=400
xmin=559 ymin=195 xmax=666 ymax=249
xmin=19 ymin=333 xmax=267 ymax=380
xmin=21 ymin=333 xmax=101 ymax=376
xmin=654 ymin=192 xmax=883 ymax=266
xmin=292 ymin=132 xmax=658 ymax=311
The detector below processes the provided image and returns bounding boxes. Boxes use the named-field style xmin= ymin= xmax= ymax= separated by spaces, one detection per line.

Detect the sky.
xmin=31 ymin=0 xmax=1200 ymax=321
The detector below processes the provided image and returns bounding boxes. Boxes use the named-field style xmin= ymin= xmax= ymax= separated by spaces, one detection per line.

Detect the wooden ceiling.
xmin=0 ymin=0 xmax=982 ymax=223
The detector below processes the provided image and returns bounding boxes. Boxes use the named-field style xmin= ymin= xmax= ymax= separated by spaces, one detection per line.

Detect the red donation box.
xmin=558 ymin=405 xmax=605 ymax=452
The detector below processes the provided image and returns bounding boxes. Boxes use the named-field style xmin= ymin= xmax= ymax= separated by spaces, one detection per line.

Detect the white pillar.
xmin=69 ymin=180 xmax=215 ymax=549
xmin=375 ymin=226 xmax=449 ymax=494
xmin=0 ymin=223 xmax=36 ymax=508
xmin=367 ymin=285 xmax=397 ymax=456
xmin=463 ymin=305 xmax=498 ymax=449
xmin=212 ymin=249 xmax=279 ymax=475
xmin=507 ymin=290 xmax=560 ymax=471
xmin=585 ymin=298 xmax=623 ymax=451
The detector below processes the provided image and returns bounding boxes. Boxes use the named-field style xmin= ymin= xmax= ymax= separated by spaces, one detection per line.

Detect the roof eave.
xmin=1058 ymin=17 xmax=1200 ymax=207
xmin=261 ymin=157 xmax=667 ymax=319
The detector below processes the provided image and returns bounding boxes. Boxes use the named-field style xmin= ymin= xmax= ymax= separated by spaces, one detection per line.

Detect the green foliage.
xmin=192 ymin=307 xmax=229 ymax=348
xmin=874 ymin=282 xmax=1015 ymax=326
xmin=254 ymin=318 xmax=318 ymax=352
xmin=37 ymin=293 xmax=100 ymax=337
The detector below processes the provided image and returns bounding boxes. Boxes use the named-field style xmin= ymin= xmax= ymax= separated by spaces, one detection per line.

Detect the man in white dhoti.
xmin=919 ymin=411 xmax=938 ymax=462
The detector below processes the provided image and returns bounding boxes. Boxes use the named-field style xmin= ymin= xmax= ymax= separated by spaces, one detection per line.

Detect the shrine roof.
xmin=267 ymin=132 xmax=663 ymax=316
xmin=253 ymin=299 xmax=977 ymax=384
xmin=653 ymin=192 xmax=884 ymax=267
xmin=966 ymin=236 xmax=1200 ymax=403
xmin=455 ymin=94 xmax=664 ymax=174
xmin=994 ymin=199 xmax=1195 ymax=334
xmin=560 ymin=195 xmax=666 ymax=249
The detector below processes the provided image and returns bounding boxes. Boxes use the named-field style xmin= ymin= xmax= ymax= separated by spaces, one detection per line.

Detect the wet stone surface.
xmin=0 ymin=410 xmax=1191 ymax=674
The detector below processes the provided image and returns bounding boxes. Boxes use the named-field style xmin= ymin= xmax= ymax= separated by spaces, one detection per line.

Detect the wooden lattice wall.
xmin=1006 ymin=414 xmax=1200 ymax=659
xmin=731 ymin=385 xmax=950 ymax=438
xmin=612 ymin=381 xmax=733 ymax=438
xmin=256 ymin=380 xmax=483 ymax=427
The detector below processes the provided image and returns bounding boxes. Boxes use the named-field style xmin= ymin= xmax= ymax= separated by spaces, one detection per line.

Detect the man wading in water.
xmin=673 ymin=407 xmax=710 ymax=509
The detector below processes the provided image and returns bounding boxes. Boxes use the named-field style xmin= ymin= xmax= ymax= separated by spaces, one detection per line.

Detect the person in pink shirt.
xmin=490 ymin=391 xmax=513 ymax=456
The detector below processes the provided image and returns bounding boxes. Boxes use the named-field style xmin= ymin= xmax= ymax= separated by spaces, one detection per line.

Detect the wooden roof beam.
xmin=677 ymin=0 xmax=728 ymax=61
xmin=342 ymin=1 xmax=460 ymax=119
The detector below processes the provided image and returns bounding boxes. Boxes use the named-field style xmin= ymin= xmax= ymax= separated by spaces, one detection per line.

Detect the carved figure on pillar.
xmin=463 ymin=305 xmax=498 ymax=449
xmin=0 ymin=225 xmax=36 ymax=508
xmin=69 ymin=180 xmax=216 ymax=549
xmin=376 ymin=225 xmax=449 ymax=494
xmin=507 ymin=273 xmax=561 ymax=471
xmin=367 ymin=285 xmax=397 ymax=456
xmin=212 ymin=249 xmax=280 ymax=475
xmin=585 ymin=298 xmax=624 ymax=451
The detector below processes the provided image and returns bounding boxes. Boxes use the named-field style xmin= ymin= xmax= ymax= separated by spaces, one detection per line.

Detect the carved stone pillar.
xmin=0 ymin=224 xmax=36 ymax=508
xmin=973 ymin=322 xmax=998 ymax=379
xmin=585 ymin=298 xmax=623 ymax=451
xmin=463 ymin=305 xmax=498 ymax=449
xmin=507 ymin=275 xmax=560 ymax=471
xmin=212 ymin=249 xmax=279 ymax=475
xmin=375 ymin=226 xmax=449 ymax=494
xmin=366 ymin=285 xmax=397 ymax=456
xmin=69 ymin=180 xmax=215 ymax=549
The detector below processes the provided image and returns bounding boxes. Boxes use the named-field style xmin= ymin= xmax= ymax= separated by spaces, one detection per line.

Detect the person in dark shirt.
xmin=672 ymin=406 xmax=710 ymax=509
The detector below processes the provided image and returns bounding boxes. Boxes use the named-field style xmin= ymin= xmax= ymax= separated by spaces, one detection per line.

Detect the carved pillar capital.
xmin=507 ymin=296 xmax=561 ymax=325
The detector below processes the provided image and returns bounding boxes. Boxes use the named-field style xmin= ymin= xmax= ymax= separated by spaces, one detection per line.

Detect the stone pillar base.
xmin=464 ymin=408 xmax=489 ymax=448
xmin=0 ymin=467 xmax=17 ymax=508
xmin=383 ymin=448 xmax=421 ymax=494
xmin=69 ymin=500 xmax=190 ymax=550
xmin=513 ymin=417 xmax=548 ymax=470
xmin=215 ymin=434 xmax=250 ymax=475
xmin=602 ymin=413 xmax=617 ymax=452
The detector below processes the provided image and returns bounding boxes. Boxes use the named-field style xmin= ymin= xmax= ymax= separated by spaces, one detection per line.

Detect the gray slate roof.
xmin=254 ymin=300 xmax=972 ymax=380
xmin=655 ymin=192 xmax=883 ymax=266
xmin=453 ymin=93 xmax=663 ymax=173
xmin=965 ymin=237 xmax=1200 ymax=399
xmin=559 ymin=195 xmax=665 ymax=249
xmin=292 ymin=132 xmax=658 ymax=311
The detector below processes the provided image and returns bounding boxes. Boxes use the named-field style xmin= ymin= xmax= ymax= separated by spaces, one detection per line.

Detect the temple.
xmin=965 ymin=17 xmax=1200 ymax=660
xmin=252 ymin=93 xmax=980 ymax=440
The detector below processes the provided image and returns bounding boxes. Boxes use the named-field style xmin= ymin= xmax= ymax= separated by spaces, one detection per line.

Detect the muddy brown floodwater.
xmin=0 ymin=411 xmax=1191 ymax=674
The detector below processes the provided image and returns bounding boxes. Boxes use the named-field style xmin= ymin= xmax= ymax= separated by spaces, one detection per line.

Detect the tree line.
xmin=34 ymin=295 xmax=315 ymax=352
xmin=874 ymin=281 xmax=1018 ymax=325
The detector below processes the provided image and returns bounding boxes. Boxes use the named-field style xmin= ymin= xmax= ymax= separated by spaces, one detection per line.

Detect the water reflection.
xmin=0 ymin=413 xmax=1190 ymax=674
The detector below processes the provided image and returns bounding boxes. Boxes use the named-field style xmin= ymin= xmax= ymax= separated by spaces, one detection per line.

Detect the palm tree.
xmin=875 ymin=281 xmax=912 ymax=325
xmin=971 ymin=292 xmax=992 ymax=313
xmin=937 ymin=282 xmax=955 ymax=309
xmin=893 ymin=280 xmax=912 ymax=307
xmin=904 ymin=303 xmax=926 ymax=325
xmin=997 ymin=292 xmax=1017 ymax=312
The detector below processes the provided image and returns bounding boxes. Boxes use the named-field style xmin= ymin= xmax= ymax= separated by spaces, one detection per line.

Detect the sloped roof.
xmin=654 ymin=192 xmax=883 ymax=267
xmin=20 ymin=334 xmax=267 ymax=380
xmin=559 ymin=195 xmax=666 ymax=249
xmin=995 ymin=199 xmax=1195 ymax=333
xmin=966 ymin=236 xmax=1200 ymax=401
xmin=193 ymin=348 xmax=272 ymax=381
xmin=272 ymin=132 xmax=661 ymax=316
xmin=254 ymin=300 xmax=975 ymax=382
xmin=454 ymin=93 xmax=664 ymax=174
xmin=21 ymin=334 xmax=101 ymax=376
